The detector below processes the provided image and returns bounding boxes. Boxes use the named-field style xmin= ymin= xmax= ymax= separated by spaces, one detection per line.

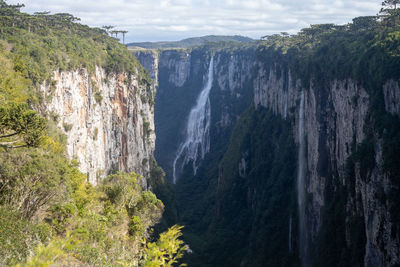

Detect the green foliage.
xmin=0 ymin=4 xmax=151 ymax=89
xmin=210 ymin=107 xmax=298 ymax=266
xmin=0 ymin=102 xmax=46 ymax=148
xmin=0 ymin=3 xmax=184 ymax=266
xmin=148 ymin=157 xmax=178 ymax=227
xmin=0 ymin=207 xmax=51 ymax=266
xmin=94 ymin=91 xmax=103 ymax=103
xmin=380 ymin=0 xmax=400 ymax=23
xmin=62 ymin=122 xmax=72 ymax=132
xmin=93 ymin=127 xmax=98 ymax=140
xmin=0 ymin=42 xmax=31 ymax=104
xmin=0 ymin=148 xmax=71 ymax=218
xmin=102 ymin=172 xmax=163 ymax=232
xmin=129 ymin=215 xmax=144 ymax=236
xmin=143 ymin=225 xmax=187 ymax=267
xmin=257 ymin=15 xmax=400 ymax=91
xmin=143 ymin=120 xmax=151 ymax=137
xmin=14 ymin=235 xmax=74 ymax=267
xmin=0 ymin=156 xmax=178 ymax=266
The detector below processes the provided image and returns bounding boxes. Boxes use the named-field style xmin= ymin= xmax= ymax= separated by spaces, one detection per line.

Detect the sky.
xmin=7 ymin=0 xmax=382 ymax=43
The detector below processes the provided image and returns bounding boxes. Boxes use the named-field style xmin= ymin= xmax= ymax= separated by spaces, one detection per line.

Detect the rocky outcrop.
xmin=39 ymin=66 xmax=155 ymax=185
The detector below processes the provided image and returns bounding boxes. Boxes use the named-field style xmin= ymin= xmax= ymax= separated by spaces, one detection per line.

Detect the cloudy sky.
xmin=8 ymin=0 xmax=381 ymax=43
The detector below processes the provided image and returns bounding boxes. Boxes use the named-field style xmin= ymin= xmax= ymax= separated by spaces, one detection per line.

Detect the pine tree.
xmin=380 ymin=0 xmax=400 ymax=16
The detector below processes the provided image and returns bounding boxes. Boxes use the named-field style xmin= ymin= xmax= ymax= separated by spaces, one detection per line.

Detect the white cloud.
xmin=6 ymin=0 xmax=382 ymax=42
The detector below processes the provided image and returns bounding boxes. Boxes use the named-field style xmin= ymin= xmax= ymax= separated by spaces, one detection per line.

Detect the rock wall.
xmin=254 ymin=63 xmax=400 ymax=266
xmin=384 ymin=79 xmax=400 ymax=117
xmin=134 ymin=50 xmax=159 ymax=87
xmin=39 ymin=66 xmax=155 ymax=185
xmin=213 ymin=50 xmax=255 ymax=130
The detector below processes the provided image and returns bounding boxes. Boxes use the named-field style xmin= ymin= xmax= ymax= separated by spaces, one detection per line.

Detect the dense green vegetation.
xmin=0 ymin=1 xmax=186 ymax=266
xmin=0 ymin=149 xmax=186 ymax=266
xmin=257 ymin=15 xmax=400 ymax=89
xmin=0 ymin=0 xmax=151 ymax=92
xmin=0 ymin=102 xmax=46 ymax=148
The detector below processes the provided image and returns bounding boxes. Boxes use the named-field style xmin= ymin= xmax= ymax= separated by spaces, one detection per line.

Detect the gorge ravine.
xmin=133 ymin=38 xmax=400 ymax=266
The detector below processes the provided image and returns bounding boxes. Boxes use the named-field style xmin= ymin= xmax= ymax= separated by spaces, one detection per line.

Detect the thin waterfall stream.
xmin=298 ymin=90 xmax=309 ymax=266
xmin=172 ymin=57 xmax=214 ymax=183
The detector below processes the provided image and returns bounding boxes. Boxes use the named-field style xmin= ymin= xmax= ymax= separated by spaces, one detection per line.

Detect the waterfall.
xmin=172 ymin=57 xmax=214 ymax=183
xmin=284 ymin=91 xmax=288 ymax=119
xmin=298 ymin=90 xmax=309 ymax=266
xmin=289 ymin=215 xmax=292 ymax=252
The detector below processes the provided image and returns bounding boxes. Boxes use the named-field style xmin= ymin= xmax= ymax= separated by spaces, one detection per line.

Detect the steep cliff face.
xmin=212 ymin=50 xmax=255 ymax=133
xmin=384 ymin=80 xmax=400 ymax=117
xmin=133 ymin=50 xmax=159 ymax=86
xmin=39 ymin=67 xmax=155 ymax=184
xmin=254 ymin=62 xmax=400 ymax=265
xmin=255 ymin=64 xmax=369 ymax=235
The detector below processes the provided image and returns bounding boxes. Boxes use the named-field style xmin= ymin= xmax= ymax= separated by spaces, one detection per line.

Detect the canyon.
xmin=3 ymin=6 xmax=398 ymax=265
xmin=131 ymin=32 xmax=400 ymax=266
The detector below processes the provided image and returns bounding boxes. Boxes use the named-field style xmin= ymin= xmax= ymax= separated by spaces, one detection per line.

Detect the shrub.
xmin=94 ymin=91 xmax=103 ymax=104
xmin=128 ymin=216 xmax=144 ymax=236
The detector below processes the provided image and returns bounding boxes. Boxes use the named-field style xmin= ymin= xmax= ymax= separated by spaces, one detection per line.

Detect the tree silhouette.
xmin=110 ymin=30 xmax=119 ymax=39
xmin=120 ymin=30 xmax=128 ymax=44
xmin=380 ymin=0 xmax=400 ymax=27
xmin=102 ymin=25 xmax=114 ymax=36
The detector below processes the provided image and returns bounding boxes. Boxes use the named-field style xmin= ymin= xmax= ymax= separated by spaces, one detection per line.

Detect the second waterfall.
xmin=173 ymin=57 xmax=214 ymax=183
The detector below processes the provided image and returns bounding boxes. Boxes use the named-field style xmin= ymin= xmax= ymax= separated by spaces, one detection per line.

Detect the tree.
xmin=0 ymin=0 xmax=7 ymax=8
xmin=351 ymin=16 xmax=378 ymax=32
xmin=34 ymin=11 xmax=50 ymax=15
xmin=0 ymin=102 xmax=46 ymax=149
xmin=120 ymin=30 xmax=128 ymax=44
xmin=380 ymin=0 xmax=400 ymax=26
xmin=0 ymin=149 xmax=69 ymax=219
xmin=102 ymin=25 xmax=114 ymax=36
xmin=110 ymin=30 xmax=119 ymax=39
xmin=54 ymin=13 xmax=81 ymax=22
xmin=0 ymin=0 xmax=24 ymax=11
xmin=381 ymin=0 xmax=400 ymax=12
xmin=143 ymin=225 xmax=187 ymax=267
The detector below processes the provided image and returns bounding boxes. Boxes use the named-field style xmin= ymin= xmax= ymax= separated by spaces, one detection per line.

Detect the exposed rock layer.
xmin=40 ymin=66 xmax=155 ymax=185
